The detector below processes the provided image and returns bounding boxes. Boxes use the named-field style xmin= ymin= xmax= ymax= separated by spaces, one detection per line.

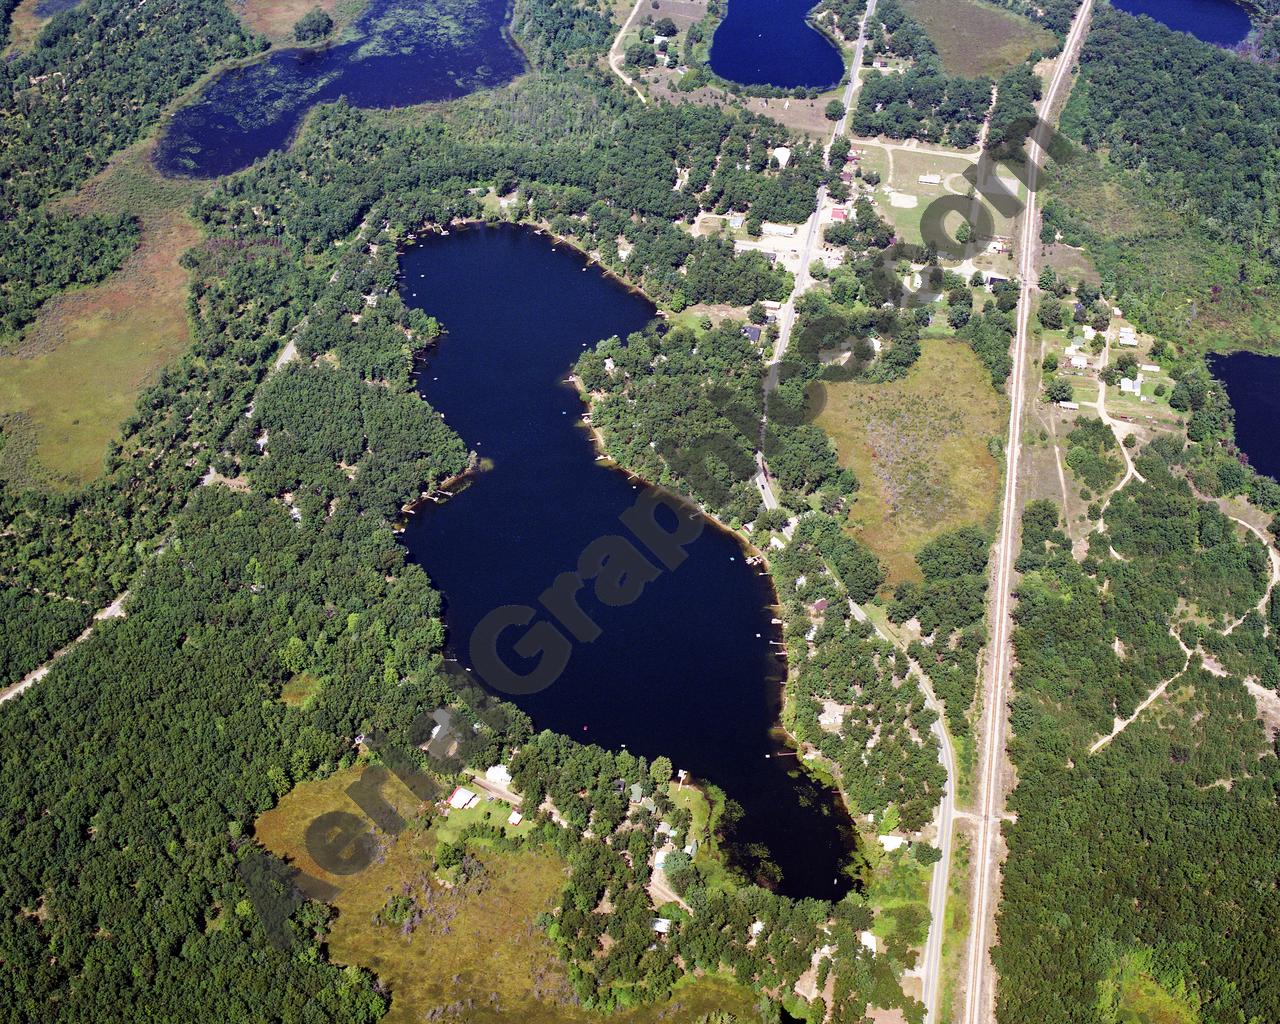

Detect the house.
xmin=652 ymin=918 xmax=673 ymax=934
xmin=772 ymin=146 xmax=792 ymax=169
xmin=508 ymin=810 xmax=523 ymax=826
xmin=1058 ymin=400 xmax=1080 ymax=410
xmin=1118 ymin=334 xmax=1139 ymax=347
xmin=917 ymin=173 xmax=942 ymax=185
xmin=655 ymin=849 xmax=669 ymax=869
xmin=1082 ymin=325 xmax=1096 ymax=340
xmin=1120 ymin=373 xmax=1144 ymax=395
xmin=448 ymin=786 xmax=479 ymax=810
xmin=728 ymin=212 xmax=746 ymax=229
xmin=840 ymin=171 xmax=854 ymax=184
xmin=484 ymin=764 xmax=512 ymax=786
xmin=629 ymin=782 xmax=644 ymax=803
xmin=831 ymin=206 xmax=848 ymax=222
xmin=762 ymin=299 xmax=782 ymax=311
xmin=810 ymin=597 xmax=829 ymax=613
xmin=860 ymin=930 xmax=879 ymax=953
xmin=742 ymin=324 xmax=762 ymax=344
xmin=656 ymin=821 xmax=675 ymax=837
xmin=1069 ymin=354 xmax=1088 ymax=370
xmin=683 ymin=841 xmax=699 ymax=856
xmin=984 ymin=272 xmax=1008 ymax=289
xmin=762 ymin=223 xmax=796 ymax=238
xmin=878 ymin=834 xmax=907 ymax=852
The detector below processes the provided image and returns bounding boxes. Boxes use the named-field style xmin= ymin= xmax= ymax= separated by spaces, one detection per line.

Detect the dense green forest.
xmin=0 ymin=0 xmax=260 ymax=339
xmin=0 ymin=211 xmax=139 ymax=335
xmin=995 ymin=468 xmax=1280 ymax=1024
xmin=775 ymin=517 xmax=946 ymax=832
xmin=850 ymin=0 xmax=993 ymax=146
xmin=1045 ymin=6 xmax=1280 ymax=344
xmin=0 ymin=1 xmax=938 ymax=1020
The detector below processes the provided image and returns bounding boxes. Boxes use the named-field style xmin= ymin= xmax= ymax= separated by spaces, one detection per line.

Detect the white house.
xmin=878 ymin=834 xmax=907 ymax=852
xmin=762 ymin=223 xmax=796 ymax=238
xmin=652 ymin=918 xmax=673 ymax=934
xmin=508 ymin=810 xmax=523 ymax=826
xmin=448 ymin=786 xmax=478 ymax=810
xmin=1119 ymin=373 xmax=1144 ymax=395
xmin=860 ymin=930 xmax=879 ymax=953
xmin=484 ymin=764 xmax=512 ymax=786
xmin=772 ymin=146 xmax=792 ymax=169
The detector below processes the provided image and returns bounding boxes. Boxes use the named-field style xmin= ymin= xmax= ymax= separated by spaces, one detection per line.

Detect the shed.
xmin=917 ymin=173 xmax=942 ymax=185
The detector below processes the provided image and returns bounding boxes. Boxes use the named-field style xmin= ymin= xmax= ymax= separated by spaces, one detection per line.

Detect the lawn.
xmin=0 ymin=142 xmax=202 ymax=489
xmin=256 ymin=767 xmax=762 ymax=1023
xmin=901 ymin=0 xmax=1056 ymax=78
xmin=814 ymin=338 xmax=1006 ymax=583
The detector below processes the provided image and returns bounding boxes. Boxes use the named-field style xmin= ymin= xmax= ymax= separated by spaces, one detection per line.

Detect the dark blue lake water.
xmin=709 ymin=0 xmax=845 ymax=89
xmin=1209 ymin=352 xmax=1280 ymax=480
xmin=1110 ymin=0 xmax=1252 ymax=45
xmin=153 ymin=0 xmax=523 ymax=178
xmin=398 ymin=226 xmax=859 ymax=898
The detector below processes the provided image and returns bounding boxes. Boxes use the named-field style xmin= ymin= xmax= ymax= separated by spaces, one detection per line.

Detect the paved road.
xmin=756 ymin=0 xmax=879 ymax=507
xmin=849 ymin=601 xmax=957 ymax=1024
xmin=960 ymin=3 xmax=1096 ymax=1022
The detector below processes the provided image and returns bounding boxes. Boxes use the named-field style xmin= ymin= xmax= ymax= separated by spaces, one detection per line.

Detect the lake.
xmin=1110 ymin=0 xmax=1252 ymax=45
xmin=153 ymin=0 xmax=524 ymax=178
xmin=709 ymin=0 xmax=845 ymax=89
xmin=398 ymin=225 xmax=860 ymax=898
xmin=1209 ymin=351 xmax=1280 ymax=481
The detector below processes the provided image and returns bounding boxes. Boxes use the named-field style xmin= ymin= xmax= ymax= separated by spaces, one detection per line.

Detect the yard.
xmin=900 ymin=0 xmax=1056 ymax=79
xmin=815 ymin=337 xmax=1006 ymax=583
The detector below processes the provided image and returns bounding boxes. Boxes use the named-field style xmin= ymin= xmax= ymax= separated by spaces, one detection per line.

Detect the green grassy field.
xmin=0 ymin=141 xmax=203 ymax=489
xmin=901 ymin=0 xmax=1056 ymax=78
xmin=814 ymin=338 xmax=1006 ymax=583
xmin=1098 ymin=951 xmax=1200 ymax=1024
xmin=256 ymin=768 xmax=763 ymax=1024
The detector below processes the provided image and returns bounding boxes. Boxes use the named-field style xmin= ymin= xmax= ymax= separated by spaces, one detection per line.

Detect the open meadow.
xmin=900 ymin=0 xmax=1056 ymax=78
xmin=814 ymin=337 xmax=1005 ymax=583
xmin=0 ymin=142 xmax=203 ymax=489
xmin=257 ymin=767 xmax=762 ymax=1023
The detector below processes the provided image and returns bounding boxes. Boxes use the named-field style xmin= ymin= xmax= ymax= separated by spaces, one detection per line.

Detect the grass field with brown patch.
xmin=233 ymin=0 xmax=369 ymax=42
xmin=901 ymin=0 xmax=1056 ymax=78
xmin=257 ymin=768 xmax=762 ymax=1023
xmin=4 ymin=0 xmax=48 ymax=53
xmin=815 ymin=337 xmax=1005 ymax=583
xmin=0 ymin=142 xmax=203 ymax=488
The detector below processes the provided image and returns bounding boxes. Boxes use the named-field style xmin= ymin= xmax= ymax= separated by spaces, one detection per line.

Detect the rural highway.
xmin=960 ymin=2 xmax=1095 ymax=1023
